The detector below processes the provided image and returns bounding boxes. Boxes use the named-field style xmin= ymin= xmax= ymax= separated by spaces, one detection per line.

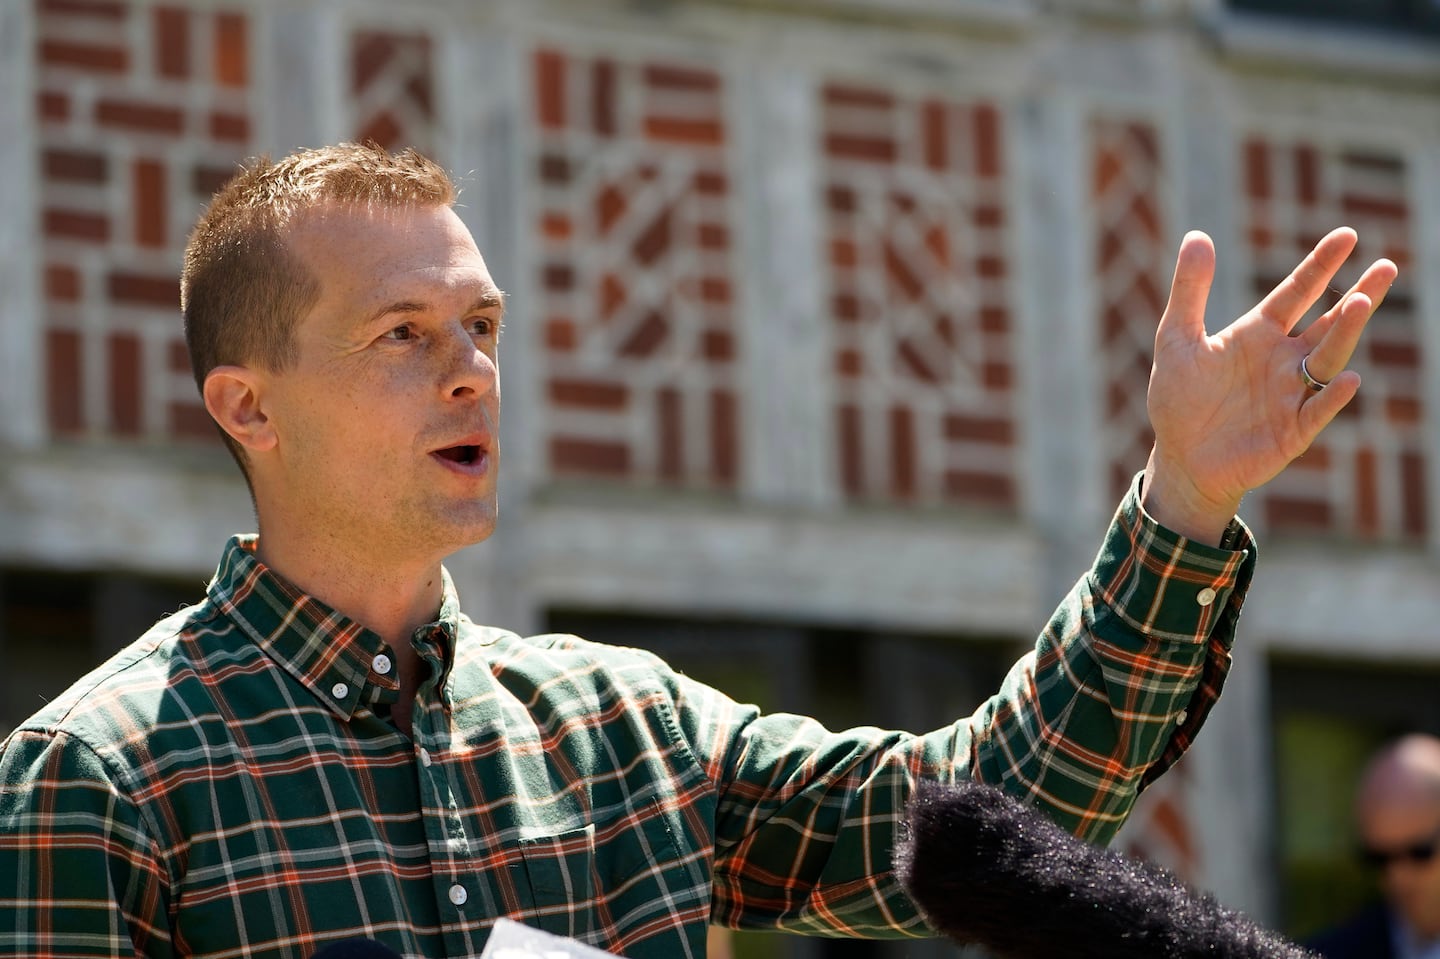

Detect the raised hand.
xmin=1141 ymin=227 xmax=1398 ymax=545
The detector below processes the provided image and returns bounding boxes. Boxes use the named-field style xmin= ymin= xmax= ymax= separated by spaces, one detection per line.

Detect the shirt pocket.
xmin=517 ymin=807 xmax=689 ymax=946
xmin=518 ymin=823 xmax=598 ymax=941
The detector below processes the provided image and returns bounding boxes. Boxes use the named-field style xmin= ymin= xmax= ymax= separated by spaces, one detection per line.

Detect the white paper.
xmin=480 ymin=918 xmax=623 ymax=959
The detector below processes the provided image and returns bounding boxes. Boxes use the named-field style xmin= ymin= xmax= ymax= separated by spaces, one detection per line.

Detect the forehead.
xmin=286 ymin=201 xmax=499 ymax=309
xmin=1359 ymin=797 xmax=1440 ymax=839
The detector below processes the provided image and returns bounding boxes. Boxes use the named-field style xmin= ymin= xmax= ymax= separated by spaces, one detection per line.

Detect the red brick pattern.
xmin=1120 ymin=761 xmax=1201 ymax=886
xmin=1091 ymin=117 xmax=1167 ymax=500
xmin=1244 ymin=138 xmax=1426 ymax=542
xmin=37 ymin=0 xmax=255 ymax=441
xmin=532 ymin=47 xmax=740 ymax=487
xmin=822 ymin=83 xmax=1016 ymax=508
xmin=349 ymin=30 xmax=436 ymax=156
xmin=1090 ymin=117 xmax=1202 ymax=876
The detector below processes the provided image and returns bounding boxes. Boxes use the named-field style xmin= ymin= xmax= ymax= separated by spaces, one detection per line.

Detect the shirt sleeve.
xmin=969 ymin=469 xmax=1255 ymax=835
xmin=669 ymin=472 xmax=1255 ymax=938
xmin=0 ymin=728 xmax=174 ymax=958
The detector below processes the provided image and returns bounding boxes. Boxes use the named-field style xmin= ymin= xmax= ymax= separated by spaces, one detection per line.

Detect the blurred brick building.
xmin=2 ymin=0 xmax=1440 ymax=953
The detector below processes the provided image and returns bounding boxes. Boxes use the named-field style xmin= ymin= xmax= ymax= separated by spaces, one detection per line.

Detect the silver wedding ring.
xmin=1299 ymin=355 xmax=1330 ymax=393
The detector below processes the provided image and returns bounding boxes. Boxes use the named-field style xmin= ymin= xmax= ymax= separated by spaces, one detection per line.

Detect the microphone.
xmin=309 ymin=939 xmax=404 ymax=959
xmin=893 ymin=780 xmax=1317 ymax=958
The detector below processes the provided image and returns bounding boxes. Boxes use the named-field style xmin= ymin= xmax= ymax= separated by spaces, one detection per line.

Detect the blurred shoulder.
xmin=1304 ymin=902 xmax=1395 ymax=959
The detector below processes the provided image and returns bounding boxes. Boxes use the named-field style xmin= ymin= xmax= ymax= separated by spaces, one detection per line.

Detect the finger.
xmin=1157 ymin=231 xmax=1215 ymax=348
xmin=1257 ymin=226 xmax=1359 ymax=332
xmin=1299 ymin=256 xmax=1399 ymax=351
xmin=1298 ymin=368 xmax=1361 ymax=444
xmin=1303 ymin=291 xmax=1373 ymax=383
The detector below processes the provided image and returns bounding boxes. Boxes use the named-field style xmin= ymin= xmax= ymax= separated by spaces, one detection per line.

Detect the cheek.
xmin=285 ymin=382 xmax=399 ymax=462
xmin=325 ymin=365 xmax=414 ymax=419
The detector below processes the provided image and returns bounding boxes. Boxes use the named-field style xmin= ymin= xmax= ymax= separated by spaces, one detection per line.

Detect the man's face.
xmin=258 ymin=202 xmax=503 ymax=563
xmin=1358 ymin=799 xmax=1440 ymax=936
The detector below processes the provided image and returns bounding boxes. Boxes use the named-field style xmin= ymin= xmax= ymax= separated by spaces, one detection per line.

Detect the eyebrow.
xmin=364 ymin=288 xmax=507 ymax=327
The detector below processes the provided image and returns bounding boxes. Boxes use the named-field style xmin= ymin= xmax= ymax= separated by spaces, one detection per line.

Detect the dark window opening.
xmin=0 ymin=569 xmax=205 ymax=735
xmin=1228 ymin=0 xmax=1440 ymax=38
xmin=1269 ymin=653 xmax=1440 ymax=941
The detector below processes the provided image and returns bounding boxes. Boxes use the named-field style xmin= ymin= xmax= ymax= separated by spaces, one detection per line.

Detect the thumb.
xmin=1157 ymin=231 xmax=1215 ymax=349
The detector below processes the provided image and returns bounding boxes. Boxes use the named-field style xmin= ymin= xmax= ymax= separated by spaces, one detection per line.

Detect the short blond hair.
xmin=180 ymin=142 xmax=458 ymax=480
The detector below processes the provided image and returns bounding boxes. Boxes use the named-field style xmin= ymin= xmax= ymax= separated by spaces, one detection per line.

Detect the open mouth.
xmin=434 ymin=445 xmax=482 ymax=466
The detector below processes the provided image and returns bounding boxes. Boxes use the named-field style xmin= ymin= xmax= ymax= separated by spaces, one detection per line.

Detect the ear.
xmin=202 ymin=365 xmax=277 ymax=454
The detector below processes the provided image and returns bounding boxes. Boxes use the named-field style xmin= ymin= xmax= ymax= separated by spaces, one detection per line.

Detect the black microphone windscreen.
xmin=894 ymin=780 xmax=1317 ymax=959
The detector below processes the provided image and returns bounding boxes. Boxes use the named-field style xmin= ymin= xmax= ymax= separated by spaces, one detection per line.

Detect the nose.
xmin=438 ymin=326 xmax=498 ymax=400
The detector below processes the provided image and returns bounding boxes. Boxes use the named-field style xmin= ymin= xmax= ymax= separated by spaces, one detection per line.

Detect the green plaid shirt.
xmin=0 ymin=480 xmax=1254 ymax=959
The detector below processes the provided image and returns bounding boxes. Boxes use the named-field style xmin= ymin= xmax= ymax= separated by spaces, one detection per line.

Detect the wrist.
xmin=1141 ymin=449 xmax=1242 ymax=547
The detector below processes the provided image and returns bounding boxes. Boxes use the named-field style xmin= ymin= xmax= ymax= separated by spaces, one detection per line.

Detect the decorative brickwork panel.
xmin=532 ymin=47 xmax=740 ymax=488
xmin=37 ymin=0 xmax=255 ymax=442
xmin=1090 ymin=117 xmax=1167 ymax=500
xmin=1243 ymin=138 xmax=1426 ymax=541
xmin=821 ymin=83 xmax=1017 ymax=509
xmin=1082 ymin=121 xmax=1198 ymax=875
xmin=349 ymin=29 xmax=436 ymax=156
xmin=1120 ymin=762 xmax=1201 ymax=886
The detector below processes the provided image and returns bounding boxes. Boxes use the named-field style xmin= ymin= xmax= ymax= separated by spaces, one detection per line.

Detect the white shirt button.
xmin=1196 ymin=587 xmax=1217 ymax=607
xmin=448 ymin=883 xmax=468 ymax=906
xmin=331 ymin=682 xmax=349 ymax=700
xmin=419 ymin=748 xmax=433 ymax=767
xmin=372 ymin=654 xmax=393 ymax=675
xmin=1176 ymin=709 xmax=1189 ymax=725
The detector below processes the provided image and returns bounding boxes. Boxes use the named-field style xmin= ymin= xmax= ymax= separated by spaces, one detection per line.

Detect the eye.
xmin=381 ymin=324 xmax=414 ymax=341
xmin=468 ymin=316 xmax=500 ymax=338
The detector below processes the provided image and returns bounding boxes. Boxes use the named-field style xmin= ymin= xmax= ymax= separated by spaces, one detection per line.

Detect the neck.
xmin=252 ymin=520 xmax=446 ymax=688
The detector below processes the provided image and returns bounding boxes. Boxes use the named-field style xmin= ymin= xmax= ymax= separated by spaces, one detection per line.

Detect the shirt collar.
xmin=206 ymin=534 xmax=462 ymax=720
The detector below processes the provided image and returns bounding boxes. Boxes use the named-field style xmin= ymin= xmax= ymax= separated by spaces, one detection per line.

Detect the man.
xmin=0 ymin=143 xmax=1397 ymax=958
xmin=1310 ymin=735 xmax=1440 ymax=959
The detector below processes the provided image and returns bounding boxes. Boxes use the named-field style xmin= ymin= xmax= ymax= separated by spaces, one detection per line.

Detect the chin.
xmin=460 ymin=523 xmax=497 ymax=547
xmin=448 ymin=507 xmax=499 ymax=548
xmin=397 ymin=497 xmax=497 ymax=556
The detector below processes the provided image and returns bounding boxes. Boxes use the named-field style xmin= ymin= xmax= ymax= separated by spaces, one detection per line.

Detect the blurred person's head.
xmin=1356 ymin=733 xmax=1440 ymax=938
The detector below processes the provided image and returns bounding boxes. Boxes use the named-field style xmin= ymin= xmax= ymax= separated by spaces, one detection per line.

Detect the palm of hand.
xmin=1141 ymin=228 xmax=1396 ymax=542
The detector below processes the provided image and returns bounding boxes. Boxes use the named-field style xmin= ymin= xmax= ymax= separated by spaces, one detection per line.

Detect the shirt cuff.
xmin=1089 ymin=471 xmax=1257 ymax=646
